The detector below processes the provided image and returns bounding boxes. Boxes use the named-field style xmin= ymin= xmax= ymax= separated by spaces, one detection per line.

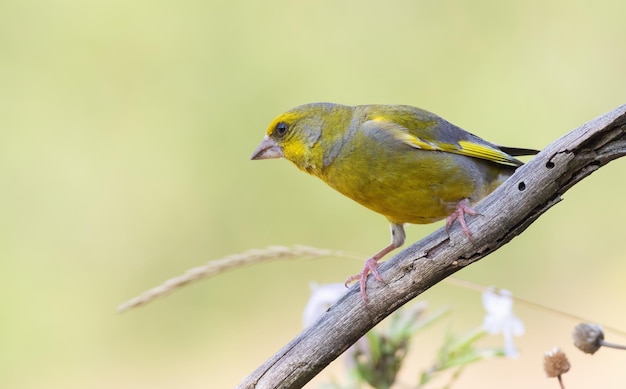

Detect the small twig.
xmin=600 ymin=340 xmax=626 ymax=351
xmin=446 ymin=278 xmax=626 ymax=338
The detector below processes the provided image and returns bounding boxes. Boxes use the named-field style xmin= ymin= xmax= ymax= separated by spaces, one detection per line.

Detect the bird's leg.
xmin=445 ymin=198 xmax=478 ymax=237
xmin=345 ymin=223 xmax=406 ymax=301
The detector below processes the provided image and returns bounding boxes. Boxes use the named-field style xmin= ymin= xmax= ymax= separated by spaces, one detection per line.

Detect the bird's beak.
xmin=251 ymin=135 xmax=283 ymax=160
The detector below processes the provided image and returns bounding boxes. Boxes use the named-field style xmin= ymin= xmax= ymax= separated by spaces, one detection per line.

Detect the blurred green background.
xmin=2 ymin=0 xmax=626 ymax=388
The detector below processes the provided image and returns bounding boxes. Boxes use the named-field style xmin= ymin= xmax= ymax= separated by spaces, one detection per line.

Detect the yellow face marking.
xmin=281 ymin=138 xmax=306 ymax=160
xmin=266 ymin=112 xmax=302 ymax=136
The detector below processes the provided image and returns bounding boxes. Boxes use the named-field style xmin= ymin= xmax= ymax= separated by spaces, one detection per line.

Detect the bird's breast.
xmin=319 ymin=143 xmax=508 ymax=225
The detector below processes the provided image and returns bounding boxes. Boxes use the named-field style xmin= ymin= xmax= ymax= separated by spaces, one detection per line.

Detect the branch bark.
xmin=238 ymin=104 xmax=626 ymax=389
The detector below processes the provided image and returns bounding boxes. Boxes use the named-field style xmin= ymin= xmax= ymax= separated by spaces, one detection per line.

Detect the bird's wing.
xmin=363 ymin=113 xmax=525 ymax=167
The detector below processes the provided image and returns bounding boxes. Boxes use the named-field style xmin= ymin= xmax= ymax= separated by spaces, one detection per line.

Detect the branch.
xmin=237 ymin=105 xmax=626 ymax=389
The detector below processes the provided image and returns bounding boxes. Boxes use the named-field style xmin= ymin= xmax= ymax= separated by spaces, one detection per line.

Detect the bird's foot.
xmin=345 ymin=257 xmax=383 ymax=301
xmin=446 ymin=199 xmax=479 ymax=238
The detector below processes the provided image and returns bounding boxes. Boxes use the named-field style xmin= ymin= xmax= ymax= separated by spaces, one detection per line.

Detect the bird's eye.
xmin=274 ymin=122 xmax=289 ymax=137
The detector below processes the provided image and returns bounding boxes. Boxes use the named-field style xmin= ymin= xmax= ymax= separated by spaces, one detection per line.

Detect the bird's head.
xmin=251 ymin=103 xmax=349 ymax=174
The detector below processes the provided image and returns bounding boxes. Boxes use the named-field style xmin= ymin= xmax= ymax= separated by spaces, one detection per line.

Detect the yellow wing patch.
xmin=455 ymin=140 xmax=520 ymax=166
xmin=394 ymin=132 xmax=442 ymax=151
xmin=372 ymin=117 xmax=521 ymax=167
xmin=378 ymin=121 xmax=443 ymax=151
xmin=389 ymin=127 xmax=519 ymax=167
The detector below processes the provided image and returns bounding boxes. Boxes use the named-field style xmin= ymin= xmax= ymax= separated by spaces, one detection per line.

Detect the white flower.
xmin=482 ymin=287 xmax=525 ymax=358
xmin=302 ymin=282 xmax=346 ymax=328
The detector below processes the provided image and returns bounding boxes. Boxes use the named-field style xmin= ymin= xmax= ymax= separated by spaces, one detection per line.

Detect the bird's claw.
xmin=345 ymin=257 xmax=383 ymax=301
xmin=446 ymin=199 xmax=479 ymax=238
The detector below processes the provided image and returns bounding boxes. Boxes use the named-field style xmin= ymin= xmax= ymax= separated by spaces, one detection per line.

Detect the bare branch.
xmin=237 ymin=104 xmax=626 ymax=389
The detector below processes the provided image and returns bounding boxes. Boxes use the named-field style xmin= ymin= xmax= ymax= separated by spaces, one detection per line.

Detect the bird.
xmin=251 ymin=103 xmax=538 ymax=300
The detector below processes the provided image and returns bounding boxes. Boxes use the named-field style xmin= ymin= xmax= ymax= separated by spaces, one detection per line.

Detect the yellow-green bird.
xmin=251 ymin=103 xmax=538 ymax=299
